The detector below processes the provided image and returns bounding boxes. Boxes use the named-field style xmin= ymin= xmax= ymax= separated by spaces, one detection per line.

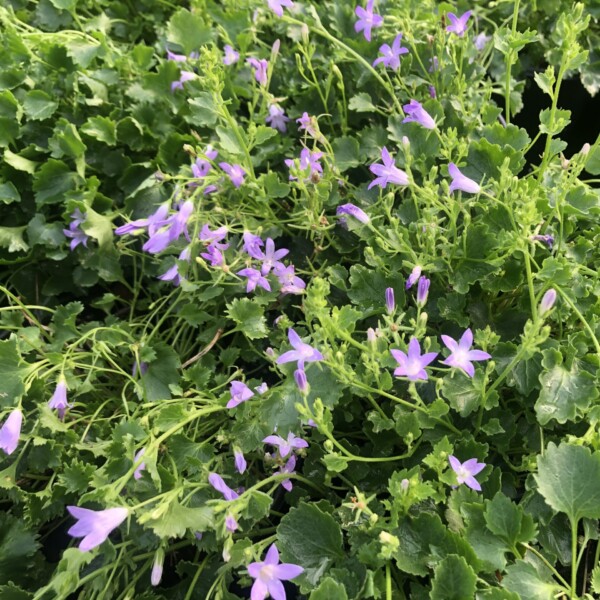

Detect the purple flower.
xmin=354 ymin=0 xmax=383 ymax=42
xmin=237 ymin=268 xmax=271 ymax=293
xmin=248 ymin=544 xmax=303 ymax=600
xmin=441 ymin=329 xmax=491 ymax=377
xmin=276 ymin=328 xmax=324 ymax=370
xmin=540 ymin=289 xmax=557 ymax=316
xmin=390 ymin=338 xmax=438 ymax=381
xmin=115 ymin=204 xmax=170 ymax=237
xmin=158 ymin=246 xmax=191 ymax=286
xmin=67 ymin=506 xmax=128 ymax=551
xmin=406 ymin=266 xmax=422 ymax=289
xmin=268 ymin=0 xmax=294 ymax=17
xmin=531 ymin=234 xmax=554 ymax=249
xmin=192 ymin=146 xmax=218 ymax=179
xmin=266 ymin=105 xmax=290 ymax=132
xmin=429 ymin=85 xmax=437 ymax=99
xmin=167 ymin=50 xmax=187 ymax=62
xmin=285 ymin=148 xmax=323 ymax=181
xmin=369 ymin=147 xmax=409 ymax=189
xmin=200 ymin=224 xmax=228 ymax=246
xmin=223 ymin=45 xmax=240 ymax=65
xmin=63 ymin=209 xmax=89 ymax=251
xmin=225 ymin=513 xmax=239 ymax=532
xmin=448 ymin=163 xmax=481 ymax=194
xmin=294 ymin=369 xmax=308 ymax=394
xmin=142 ymin=201 xmax=194 ymax=254
xmin=385 ymin=287 xmax=395 ymax=314
xmin=373 ymin=33 xmax=408 ymax=70
xmin=256 ymin=382 xmax=269 ymax=394
xmin=277 ymin=455 xmax=297 ymax=491
xmin=48 ymin=378 xmax=71 ymax=420
xmin=208 ymin=473 xmax=239 ymax=501
xmin=336 ymin=203 xmax=370 ymax=224
xmin=220 ymin=162 xmax=246 ymax=188
xmin=448 ymin=455 xmax=486 ymax=491
xmin=260 ymin=238 xmax=289 ymax=275
xmin=416 ymin=276 xmax=430 ymax=307
xmin=171 ymin=70 xmax=195 ymax=92
xmin=446 ymin=11 xmax=472 ymax=37
xmin=402 ymin=99 xmax=436 ymax=130
xmin=200 ymin=244 xmax=228 ymax=267
xmin=243 ymin=232 xmax=265 ymax=259
xmin=133 ymin=448 xmax=146 ymax=480
xmin=263 ymin=432 xmax=308 ymax=458
xmin=0 ymin=409 xmax=22 ymax=455
xmin=227 ymin=381 xmax=255 ymax=409
xmin=274 ymin=264 xmax=306 ymax=295
xmin=474 ymin=32 xmax=491 ymax=51
xmin=234 ymin=449 xmax=247 ymax=474
xmin=247 ymin=58 xmax=269 ymax=86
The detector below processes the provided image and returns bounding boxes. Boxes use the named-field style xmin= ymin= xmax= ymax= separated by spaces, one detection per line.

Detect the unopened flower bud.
xmin=402 ymin=135 xmax=410 ymax=147
xmin=379 ymin=531 xmax=400 ymax=551
xmin=400 ymin=478 xmax=410 ymax=492
xmin=385 ymin=287 xmax=395 ymax=315
xmin=271 ymin=39 xmax=281 ymax=57
xmin=294 ymin=369 xmax=309 ymax=394
xmin=539 ymin=289 xmax=557 ymax=316
xmin=324 ymin=439 xmax=334 ymax=452
xmin=301 ymin=24 xmax=309 ymax=44
xmin=416 ymin=276 xmax=430 ymax=307
xmin=151 ymin=549 xmax=164 ymax=586
xmin=367 ymin=327 xmax=377 ymax=343
xmin=581 ymin=142 xmax=591 ymax=156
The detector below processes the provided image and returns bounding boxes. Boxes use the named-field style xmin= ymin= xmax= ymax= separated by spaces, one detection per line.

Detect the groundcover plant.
xmin=2 ymin=0 xmax=600 ymax=598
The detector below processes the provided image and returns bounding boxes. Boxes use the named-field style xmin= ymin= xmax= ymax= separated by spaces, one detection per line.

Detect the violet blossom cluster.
xmin=63 ymin=209 xmax=90 ymax=251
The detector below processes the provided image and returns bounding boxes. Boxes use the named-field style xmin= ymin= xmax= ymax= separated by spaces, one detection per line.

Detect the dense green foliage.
xmin=1 ymin=0 xmax=600 ymax=598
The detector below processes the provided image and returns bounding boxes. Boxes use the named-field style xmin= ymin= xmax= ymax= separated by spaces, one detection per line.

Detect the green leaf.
xmin=539 ymin=108 xmax=571 ymax=136
xmin=49 ymin=0 xmax=77 ymax=10
xmin=332 ymin=136 xmax=361 ymax=172
xmin=167 ymin=9 xmax=212 ymax=55
xmin=226 ymin=298 xmax=268 ymax=339
xmin=23 ymin=90 xmax=58 ymax=121
xmin=442 ymin=370 xmax=485 ymax=417
xmin=534 ymin=360 xmax=598 ymax=425
xmin=484 ymin=493 xmax=536 ymax=548
xmin=0 ymin=338 xmax=33 ymax=406
xmin=216 ymin=125 xmax=245 ymax=156
xmin=81 ymin=206 xmax=114 ymax=249
xmin=348 ymin=92 xmax=376 ymax=113
xmin=322 ymin=453 xmax=349 ymax=473
xmin=533 ymin=67 xmax=555 ymax=97
xmin=534 ymin=442 xmax=600 ymax=523
xmin=81 ymin=116 xmax=117 ymax=146
xmin=187 ymin=93 xmax=218 ymax=127
xmin=0 ymin=181 xmax=20 ymax=205
xmin=0 ymin=227 xmax=28 ymax=253
xmin=139 ymin=501 xmax=213 ymax=538
xmin=310 ymin=578 xmax=348 ymax=599
xmin=277 ymin=502 xmax=344 ymax=584
xmin=253 ymin=126 xmax=278 ymax=146
xmin=430 ymin=555 xmax=477 ymax=600
xmin=4 ymin=149 xmax=37 ymax=174
xmin=0 ymin=583 xmax=33 ymax=600
xmin=33 ymin=159 xmax=82 ymax=206
xmin=0 ymin=513 xmax=40 ymax=585
xmin=140 ymin=343 xmax=181 ymax=401
xmin=502 ymin=560 xmax=562 ymax=600
xmin=347 ymin=265 xmax=404 ymax=312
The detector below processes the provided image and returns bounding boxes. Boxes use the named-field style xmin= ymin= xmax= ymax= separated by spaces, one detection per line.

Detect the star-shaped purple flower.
xmin=277 ymin=455 xmax=297 ymax=491
xmin=220 ymin=162 xmax=246 ymax=188
xmin=402 ymin=99 xmax=436 ymax=130
xmin=67 ymin=506 xmax=129 ymax=551
xmin=369 ymin=147 xmax=409 ymax=189
xmin=237 ymin=268 xmax=271 ymax=293
xmin=449 ymin=455 xmax=486 ymax=491
xmin=247 ymin=544 xmax=303 ymax=600
xmin=448 ymin=163 xmax=481 ymax=194
xmin=223 ymin=45 xmax=240 ymax=65
xmin=227 ymin=381 xmax=255 ymax=408
xmin=276 ymin=328 xmax=324 ymax=370
xmin=266 ymin=105 xmax=290 ymax=132
xmin=354 ymin=0 xmax=383 ymax=42
xmin=274 ymin=264 xmax=306 ymax=295
xmin=373 ymin=33 xmax=408 ymax=71
xmin=268 ymin=0 xmax=294 ymax=17
xmin=446 ymin=11 xmax=472 ymax=37
xmin=441 ymin=329 xmax=491 ymax=377
xmin=390 ymin=338 xmax=438 ymax=381
xmin=259 ymin=238 xmax=288 ymax=275
xmin=170 ymin=70 xmax=195 ymax=92
xmin=63 ymin=209 xmax=90 ymax=251
xmin=247 ymin=58 xmax=269 ymax=86
xmin=285 ymin=148 xmax=323 ymax=181
xmin=263 ymin=432 xmax=308 ymax=458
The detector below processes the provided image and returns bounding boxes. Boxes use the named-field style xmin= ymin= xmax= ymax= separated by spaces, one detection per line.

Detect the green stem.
xmin=523 ymin=246 xmax=538 ymax=321
xmin=571 ymin=518 xmax=578 ymax=599
xmin=505 ymin=0 xmax=521 ymax=124
xmin=386 ymin=563 xmax=392 ymax=600
xmin=555 ymin=287 xmax=600 ymax=355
